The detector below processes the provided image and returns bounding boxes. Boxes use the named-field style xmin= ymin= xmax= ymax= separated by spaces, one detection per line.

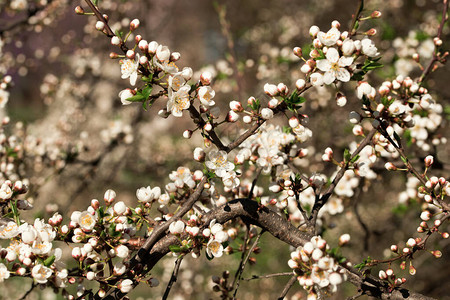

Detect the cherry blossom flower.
xmin=0 ymin=221 xmax=21 ymax=239
xmin=205 ymin=150 xmax=235 ymax=177
xmin=206 ymin=239 xmax=224 ymax=258
xmin=119 ymin=279 xmax=134 ymax=293
xmin=167 ymin=85 xmax=191 ymax=117
xmin=316 ymin=48 xmax=353 ymax=84
xmin=317 ymin=27 xmax=340 ymax=46
xmin=78 ymin=211 xmax=98 ymax=231
xmin=361 ymin=38 xmax=379 ymax=57
xmin=198 ymin=86 xmax=215 ymax=106
xmin=32 ymin=264 xmax=53 ymax=284
xmin=120 ymin=56 xmax=140 ymax=86
xmin=118 ymin=89 xmax=134 ymax=105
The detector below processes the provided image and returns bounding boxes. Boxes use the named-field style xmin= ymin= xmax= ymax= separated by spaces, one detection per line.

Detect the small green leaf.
xmin=350 ymin=154 xmax=360 ymax=164
xmin=126 ymin=94 xmax=146 ymax=102
xmin=343 ymin=148 xmax=351 ymax=163
xmin=44 ymin=255 xmax=56 ymax=267
xmin=142 ymin=85 xmax=153 ymax=99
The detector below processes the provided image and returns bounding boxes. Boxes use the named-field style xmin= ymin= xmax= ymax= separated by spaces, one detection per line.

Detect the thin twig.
xmin=277 ymin=275 xmax=297 ymax=300
xmin=243 ymin=272 xmax=292 ymax=281
xmin=162 ymin=255 xmax=185 ymax=300
xmin=19 ymin=282 xmax=37 ymax=300
xmin=232 ymin=229 xmax=265 ymax=299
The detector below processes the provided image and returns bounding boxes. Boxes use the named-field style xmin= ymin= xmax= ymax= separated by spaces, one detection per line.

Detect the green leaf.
xmin=44 ymin=255 xmax=56 ymax=267
xmin=169 ymin=245 xmax=181 ymax=253
xmin=350 ymin=154 xmax=360 ymax=164
xmin=93 ymin=0 xmax=98 ymax=5
xmin=126 ymin=94 xmax=146 ymax=102
xmin=343 ymin=148 xmax=351 ymax=163
xmin=142 ymin=85 xmax=153 ymax=99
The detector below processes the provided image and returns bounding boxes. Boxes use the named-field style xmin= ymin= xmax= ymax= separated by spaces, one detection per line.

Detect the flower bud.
xmin=183 ymin=130 xmax=192 ymax=139
xmin=130 ymin=19 xmax=140 ymax=31
xmin=95 ymin=21 xmax=105 ymax=31
xmin=293 ymin=47 xmax=302 ymax=57
xmin=371 ymin=11 xmax=382 ymax=18
xmin=111 ymin=36 xmax=121 ymax=46
xmin=75 ymin=6 xmax=85 ymax=14
xmin=424 ymin=155 xmax=433 ymax=167
xmin=295 ymin=79 xmax=306 ymax=90
xmin=200 ymin=71 xmax=212 ymax=85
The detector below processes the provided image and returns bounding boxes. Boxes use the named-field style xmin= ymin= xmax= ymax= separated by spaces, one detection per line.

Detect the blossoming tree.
xmin=0 ymin=0 xmax=449 ymax=299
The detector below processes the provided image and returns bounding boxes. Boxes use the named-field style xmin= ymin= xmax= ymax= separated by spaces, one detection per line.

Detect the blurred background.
xmin=0 ymin=0 xmax=449 ymax=299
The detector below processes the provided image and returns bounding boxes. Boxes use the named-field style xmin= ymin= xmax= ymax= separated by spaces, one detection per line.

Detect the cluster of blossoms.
xmin=0 ymin=180 xmax=67 ymax=286
xmin=288 ymin=236 xmax=346 ymax=299
xmin=352 ymin=75 xmax=445 ymax=152
xmin=204 ymin=150 xmax=240 ymax=189
xmin=299 ymin=20 xmax=378 ymax=92
xmin=111 ymin=18 xmax=218 ymax=120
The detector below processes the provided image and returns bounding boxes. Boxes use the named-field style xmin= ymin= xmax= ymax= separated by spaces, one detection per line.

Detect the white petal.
xmin=316 ymin=59 xmax=331 ymax=72
xmin=338 ymin=56 xmax=354 ymax=67
xmin=336 ymin=68 xmax=350 ymax=82
xmin=325 ymin=48 xmax=339 ymax=63
xmin=323 ymin=71 xmax=336 ymax=85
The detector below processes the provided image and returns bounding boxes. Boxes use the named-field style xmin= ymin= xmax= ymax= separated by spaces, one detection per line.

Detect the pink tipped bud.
xmin=371 ymin=11 xmax=382 ymax=18
xmin=138 ymin=40 xmax=148 ymax=51
xmin=385 ymin=162 xmax=397 ymax=171
xmin=139 ymin=56 xmax=148 ymax=65
xmin=365 ymin=28 xmax=377 ymax=36
xmin=293 ymin=47 xmax=302 ymax=57
xmin=227 ymin=110 xmax=239 ymax=122
xmin=126 ymin=50 xmax=135 ymax=59
xmin=104 ymin=189 xmax=116 ymax=205
xmin=402 ymin=247 xmax=411 ymax=254
xmin=424 ymin=155 xmax=434 ymax=167
xmin=102 ymin=14 xmax=109 ymax=22
xmin=295 ymin=79 xmax=306 ymax=90
xmin=247 ymin=96 xmax=256 ymax=106
xmin=406 ymin=238 xmax=416 ymax=247
xmin=229 ymin=100 xmax=243 ymax=112
xmin=135 ymin=35 xmax=142 ymax=43
xmin=289 ymin=117 xmax=299 ymax=128
xmin=269 ymin=198 xmax=278 ymax=205
xmin=170 ymin=52 xmax=181 ymax=61
xmin=412 ymin=53 xmax=420 ymax=62
xmin=183 ymin=130 xmax=192 ymax=139
xmin=432 ymin=250 xmax=442 ymax=258
xmin=75 ymin=6 xmax=85 ymax=14
xmin=203 ymin=123 xmax=212 ymax=132
xmin=268 ymin=98 xmax=279 ymax=109
xmin=91 ymin=199 xmax=100 ymax=210
xmin=442 ymin=232 xmax=449 ymax=239
xmin=200 ymin=71 xmax=212 ymax=85
xmin=433 ymin=37 xmax=442 ymax=46
xmin=331 ymin=20 xmax=340 ymax=29
xmin=277 ymin=83 xmax=288 ymax=95
xmin=386 ymin=268 xmax=394 ymax=277
xmin=336 ymin=94 xmax=347 ymax=107
xmin=379 ymin=270 xmax=387 ymax=279
xmin=109 ymin=52 xmax=119 ymax=59
xmin=264 ymin=83 xmax=278 ymax=97
xmin=130 ymin=19 xmax=140 ymax=31
xmin=391 ymin=244 xmax=398 ymax=252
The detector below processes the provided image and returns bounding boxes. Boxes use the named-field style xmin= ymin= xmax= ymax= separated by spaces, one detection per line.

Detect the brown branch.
xmin=277 ymin=275 xmax=297 ymax=300
xmin=162 ymin=255 xmax=184 ymax=300
xmin=309 ymin=128 xmax=377 ymax=230
xmin=243 ymin=272 xmax=293 ymax=281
